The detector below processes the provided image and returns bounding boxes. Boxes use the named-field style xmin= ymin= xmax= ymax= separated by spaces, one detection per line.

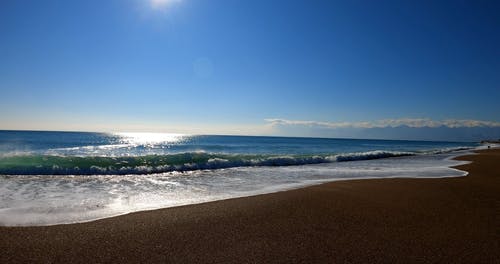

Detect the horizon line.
xmin=0 ymin=128 xmax=482 ymax=143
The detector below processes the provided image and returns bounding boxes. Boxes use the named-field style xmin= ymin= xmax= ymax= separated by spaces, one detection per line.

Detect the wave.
xmin=0 ymin=147 xmax=473 ymax=176
xmin=333 ymin=150 xmax=414 ymax=161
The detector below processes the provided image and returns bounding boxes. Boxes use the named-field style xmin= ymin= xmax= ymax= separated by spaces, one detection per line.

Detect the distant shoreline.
xmin=481 ymin=140 xmax=500 ymax=144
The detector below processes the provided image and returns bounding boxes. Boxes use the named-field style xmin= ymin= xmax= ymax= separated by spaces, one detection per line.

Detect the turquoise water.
xmin=0 ymin=131 xmax=478 ymax=226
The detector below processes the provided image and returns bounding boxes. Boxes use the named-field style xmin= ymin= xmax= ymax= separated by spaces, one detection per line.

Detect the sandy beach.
xmin=0 ymin=149 xmax=499 ymax=263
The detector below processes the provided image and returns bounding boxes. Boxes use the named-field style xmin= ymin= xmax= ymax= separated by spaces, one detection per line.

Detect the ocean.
xmin=0 ymin=130 xmax=478 ymax=226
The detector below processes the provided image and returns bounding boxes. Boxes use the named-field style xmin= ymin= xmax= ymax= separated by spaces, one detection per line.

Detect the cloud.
xmin=150 ymin=0 xmax=182 ymax=9
xmin=264 ymin=118 xmax=500 ymax=129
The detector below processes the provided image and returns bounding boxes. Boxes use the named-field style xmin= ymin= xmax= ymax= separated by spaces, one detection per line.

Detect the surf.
xmin=0 ymin=147 xmax=473 ymax=176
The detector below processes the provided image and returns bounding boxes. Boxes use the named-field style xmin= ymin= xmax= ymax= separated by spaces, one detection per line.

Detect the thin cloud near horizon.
xmin=265 ymin=118 xmax=500 ymax=129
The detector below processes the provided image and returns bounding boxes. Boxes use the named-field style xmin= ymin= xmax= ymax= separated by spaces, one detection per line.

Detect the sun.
xmin=150 ymin=0 xmax=182 ymax=10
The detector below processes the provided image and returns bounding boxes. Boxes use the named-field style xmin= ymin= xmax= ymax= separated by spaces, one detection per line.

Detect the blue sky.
xmin=0 ymin=0 xmax=499 ymax=140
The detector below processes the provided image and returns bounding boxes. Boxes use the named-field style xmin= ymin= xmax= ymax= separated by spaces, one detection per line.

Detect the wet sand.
xmin=1 ymin=149 xmax=499 ymax=263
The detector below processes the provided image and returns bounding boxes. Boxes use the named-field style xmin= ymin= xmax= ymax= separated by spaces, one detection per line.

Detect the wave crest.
xmin=0 ymin=147 xmax=472 ymax=176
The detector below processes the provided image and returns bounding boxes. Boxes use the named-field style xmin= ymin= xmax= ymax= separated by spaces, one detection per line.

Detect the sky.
xmin=0 ymin=0 xmax=499 ymax=141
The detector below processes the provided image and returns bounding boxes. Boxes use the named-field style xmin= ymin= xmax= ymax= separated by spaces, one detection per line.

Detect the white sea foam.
xmin=0 ymin=150 xmax=473 ymax=226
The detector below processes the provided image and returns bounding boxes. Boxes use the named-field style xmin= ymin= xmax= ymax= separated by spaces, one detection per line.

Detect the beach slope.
xmin=1 ymin=149 xmax=499 ymax=263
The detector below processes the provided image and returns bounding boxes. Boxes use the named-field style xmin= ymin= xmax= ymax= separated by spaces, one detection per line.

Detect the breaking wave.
xmin=0 ymin=147 xmax=472 ymax=176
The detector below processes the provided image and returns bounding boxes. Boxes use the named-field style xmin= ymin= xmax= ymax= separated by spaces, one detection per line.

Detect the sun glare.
xmin=117 ymin=132 xmax=186 ymax=145
xmin=150 ymin=0 xmax=182 ymax=9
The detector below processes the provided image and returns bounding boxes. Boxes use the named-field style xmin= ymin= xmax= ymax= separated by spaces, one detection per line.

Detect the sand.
xmin=1 ymin=149 xmax=499 ymax=263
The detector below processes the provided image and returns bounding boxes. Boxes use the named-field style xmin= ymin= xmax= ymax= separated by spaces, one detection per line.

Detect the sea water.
xmin=0 ymin=130 xmax=478 ymax=226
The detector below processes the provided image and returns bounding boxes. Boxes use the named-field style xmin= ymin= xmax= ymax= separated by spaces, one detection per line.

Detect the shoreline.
xmin=0 ymin=148 xmax=474 ymax=227
xmin=1 ymin=149 xmax=499 ymax=263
